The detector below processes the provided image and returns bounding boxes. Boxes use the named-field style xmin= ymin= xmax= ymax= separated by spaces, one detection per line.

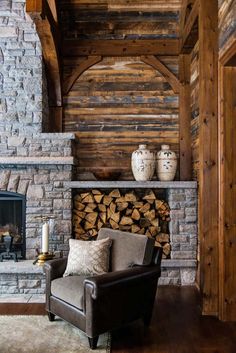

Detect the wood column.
xmin=198 ymin=0 xmax=219 ymax=316
xmin=219 ymin=64 xmax=236 ymax=321
xmin=179 ymin=54 xmax=192 ymax=180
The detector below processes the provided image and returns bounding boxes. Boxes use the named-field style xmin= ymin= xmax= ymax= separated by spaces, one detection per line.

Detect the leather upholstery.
xmin=44 ymin=229 xmax=162 ymax=349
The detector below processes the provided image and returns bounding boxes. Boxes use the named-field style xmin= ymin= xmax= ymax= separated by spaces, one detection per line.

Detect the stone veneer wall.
xmin=160 ymin=187 xmax=197 ymax=285
xmin=0 ymin=133 xmax=76 ymax=259
xmin=0 ymin=0 xmax=47 ymax=136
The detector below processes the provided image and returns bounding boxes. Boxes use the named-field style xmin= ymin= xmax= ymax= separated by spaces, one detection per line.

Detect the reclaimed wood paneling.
xmin=190 ymin=41 xmax=199 ymax=181
xmin=59 ymin=10 xmax=179 ymax=41
xmin=219 ymin=0 xmax=236 ymax=51
xmin=59 ymin=0 xmax=182 ymax=12
xmin=63 ymin=56 xmax=179 ymax=179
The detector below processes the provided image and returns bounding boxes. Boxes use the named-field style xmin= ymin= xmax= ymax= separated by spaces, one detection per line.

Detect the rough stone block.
xmin=27 ymin=185 xmax=44 ymax=199
xmin=0 ymin=27 xmax=17 ymax=38
xmin=18 ymin=279 xmax=41 ymax=289
xmin=180 ymin=269 xmax=196 ymax=285
xmin=179 ymin=224 xmax=197 ymax=234
xmin=53 ymin=199 xmax=71 ymax=210
xmin=34 ymin=174 xmax=49 ymax=184
xmin=171 ymin=251 xmax=196 ymax=260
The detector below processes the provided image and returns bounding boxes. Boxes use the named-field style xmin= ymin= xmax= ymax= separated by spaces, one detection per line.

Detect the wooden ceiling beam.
xmin=141 ymin=55 xmax=180 ymax=94
xmin=62 ymin=39 xmax=179 ymax=56
xmin=180 ymin=0 xmax=199 ymax=53
xmin=63 ymin=56 xmax=102 ymax=95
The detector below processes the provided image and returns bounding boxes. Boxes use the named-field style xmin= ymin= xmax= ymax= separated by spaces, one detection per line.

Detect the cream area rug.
xmin=0 ymin=315 xmax=110 ymax=353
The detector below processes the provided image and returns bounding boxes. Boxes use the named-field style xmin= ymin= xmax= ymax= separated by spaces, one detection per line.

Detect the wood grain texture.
xmin=180 ymin=0 xmax=199 ymax=53
xmin=62 ymin=39 xmax=180 ymax=57
xmin=190 ymin=41 xmax=199 ymax=181
xmin=199 ymin=0 xmax=219 ymax=316
xmin=219 ymin=0 xmax=236 ymax=50
xmin=219 ymin=65 xmax=236 ymax=321
xmin=63 ymin=57 xmax=179 ymax=179
xmin=112 ymin=286 xmax=236 ymax=353
xmin=179 ymin=54 xmax=192 ymax=180
xmin=141 ymin=55 xmax=180 ymax=93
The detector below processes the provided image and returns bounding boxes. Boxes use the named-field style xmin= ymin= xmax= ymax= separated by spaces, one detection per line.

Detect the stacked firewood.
xmin=73 ymin=189 xmax=171 ymax=258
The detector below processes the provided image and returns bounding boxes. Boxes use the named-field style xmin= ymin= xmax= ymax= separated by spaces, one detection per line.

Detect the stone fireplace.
xmin=0 ymin=133 xmax=76 ymax=260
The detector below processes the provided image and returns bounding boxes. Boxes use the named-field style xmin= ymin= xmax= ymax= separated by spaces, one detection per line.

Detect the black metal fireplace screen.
xmin=0 ymin=191 xmax=26 ymax=260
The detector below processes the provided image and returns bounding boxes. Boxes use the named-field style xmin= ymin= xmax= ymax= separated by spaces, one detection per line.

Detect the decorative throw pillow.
xmin=63 ymin=237 xmax=112 ymax=277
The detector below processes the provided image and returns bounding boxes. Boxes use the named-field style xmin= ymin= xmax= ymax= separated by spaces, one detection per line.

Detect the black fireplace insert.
xmin=0 ymin=191 xmax=26 ymax=260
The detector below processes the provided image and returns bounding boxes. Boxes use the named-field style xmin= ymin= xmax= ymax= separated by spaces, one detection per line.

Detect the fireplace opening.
xmin=0 ymin=191 xmax=26 ymax=260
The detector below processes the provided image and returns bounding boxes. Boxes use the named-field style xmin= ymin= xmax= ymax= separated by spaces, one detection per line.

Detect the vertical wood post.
xmin=179 ymin=54 xmax=192 ymax=180
xmin=219 ymin=65 xmax=236 ymax=321
xmin=198 ymin=0 xmax=219 ymax=316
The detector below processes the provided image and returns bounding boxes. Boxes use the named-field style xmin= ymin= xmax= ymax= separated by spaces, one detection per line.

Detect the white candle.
xmin=42 ymin=221 xmax=49 ymax=253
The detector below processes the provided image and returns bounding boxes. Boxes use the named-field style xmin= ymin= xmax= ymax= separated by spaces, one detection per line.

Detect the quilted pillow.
xmin=63 ymin=237 xmax=112 ymax=277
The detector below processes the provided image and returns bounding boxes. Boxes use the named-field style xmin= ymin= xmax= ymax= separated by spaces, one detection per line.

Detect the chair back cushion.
xmin=97 ymin=228 xmax=154 ymax=271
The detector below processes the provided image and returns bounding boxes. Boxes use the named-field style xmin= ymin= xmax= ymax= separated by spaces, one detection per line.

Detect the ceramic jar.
xmin=156 ymin=144 xmax=177 ymax=181
xmin=131 ymin=144 xmax=156 ymax=181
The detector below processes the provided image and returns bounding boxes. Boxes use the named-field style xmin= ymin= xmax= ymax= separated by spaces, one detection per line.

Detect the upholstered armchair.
xmin=44 ymin=228 xmax=162 ymax=349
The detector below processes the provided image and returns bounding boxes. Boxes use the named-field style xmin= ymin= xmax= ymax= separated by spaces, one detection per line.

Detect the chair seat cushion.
xmin=51 ymin=275 xmax=87 ymax=310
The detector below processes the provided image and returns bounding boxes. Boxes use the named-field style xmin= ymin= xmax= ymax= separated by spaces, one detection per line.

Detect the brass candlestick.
xmin=35 ymin=252 xmax=55 ymax=266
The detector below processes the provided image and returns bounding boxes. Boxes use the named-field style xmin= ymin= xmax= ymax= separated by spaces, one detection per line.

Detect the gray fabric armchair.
xmin=44 ymin=228 xmax=162 ymax=349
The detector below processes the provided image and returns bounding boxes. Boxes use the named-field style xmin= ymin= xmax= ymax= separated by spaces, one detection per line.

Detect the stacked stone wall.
xmin=0 ymin=0 xmax=47 ymax=136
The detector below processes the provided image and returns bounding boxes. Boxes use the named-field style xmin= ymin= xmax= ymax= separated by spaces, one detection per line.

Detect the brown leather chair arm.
xmin=44 ymin=257 xmax=68 ymax=282
xmin=84 ymin=265 xmax=161 ymax=337
xmin=84 ymin=264 xmax=161 ymax=300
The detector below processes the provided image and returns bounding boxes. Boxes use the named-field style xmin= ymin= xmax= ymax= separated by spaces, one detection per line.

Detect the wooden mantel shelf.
xmin=64 ymin=181 xmax=197 ymax=189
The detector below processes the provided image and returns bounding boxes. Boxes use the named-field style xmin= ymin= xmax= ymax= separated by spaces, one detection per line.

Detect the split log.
xmin=124 ymin=192 xmax=137 ymax=202
xmin=99 ymin=212 xmax=107 ymax=224
xmin=120 ymin=216 xmax=133 ymax=225
xmin=144 ymin=209 xmax=156 ymax=221
xmin=98 ymin=204 xmax=106 ymax=212
xmin=74 ymin=201 xmax=85 ymax=211
xmin=143 ymin=190 xmax=156 ymax=200
xmin=131 ymin=208 xmax=141 ymax=221
xmin=139 ymin=203 xmax=151 ymax=214
xmin=117 ymin=201 xmax=128 ymax=211
xmin=131 ymin=224 xmax=141 ymax=233
xmin=110 ymin=219 xmax=119 ymax=229
xmin=103 ymin=195 xmax=113 ymax=206
xmin=94 ymin=194 xmax=104 ymax=203
xmin=110 ymin=212 xmax=120 ymax=224
xmin=109 ymin=189 xmax=121 ymax=198
xmin=92 ymin=189 xmax=102 ymax=195
xmin=84 ymin=203 xmax=97 ymax=212
xmin=85 ymin=212 xmax=97 ymax=225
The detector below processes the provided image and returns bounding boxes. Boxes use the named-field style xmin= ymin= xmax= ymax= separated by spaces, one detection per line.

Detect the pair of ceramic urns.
xmin=131 ymin=144 xmax=177 ymax=182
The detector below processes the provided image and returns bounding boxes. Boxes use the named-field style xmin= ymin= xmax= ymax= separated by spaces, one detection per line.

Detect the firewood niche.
xmin=73 ymin=188 xmax=171 ymax=258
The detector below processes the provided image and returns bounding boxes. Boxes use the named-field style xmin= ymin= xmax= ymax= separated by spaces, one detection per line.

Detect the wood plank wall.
xmin=219 ymin=0 xmax=236 ymax=52
xmin=63 ymin=56 xmax=179 ymax=180
xmin=190 ymin=41 xmax=199 ymax=181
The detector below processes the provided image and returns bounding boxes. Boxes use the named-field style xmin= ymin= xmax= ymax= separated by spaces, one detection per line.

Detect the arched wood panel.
xmin=63 ymin=56 xmax=179 ymax=179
